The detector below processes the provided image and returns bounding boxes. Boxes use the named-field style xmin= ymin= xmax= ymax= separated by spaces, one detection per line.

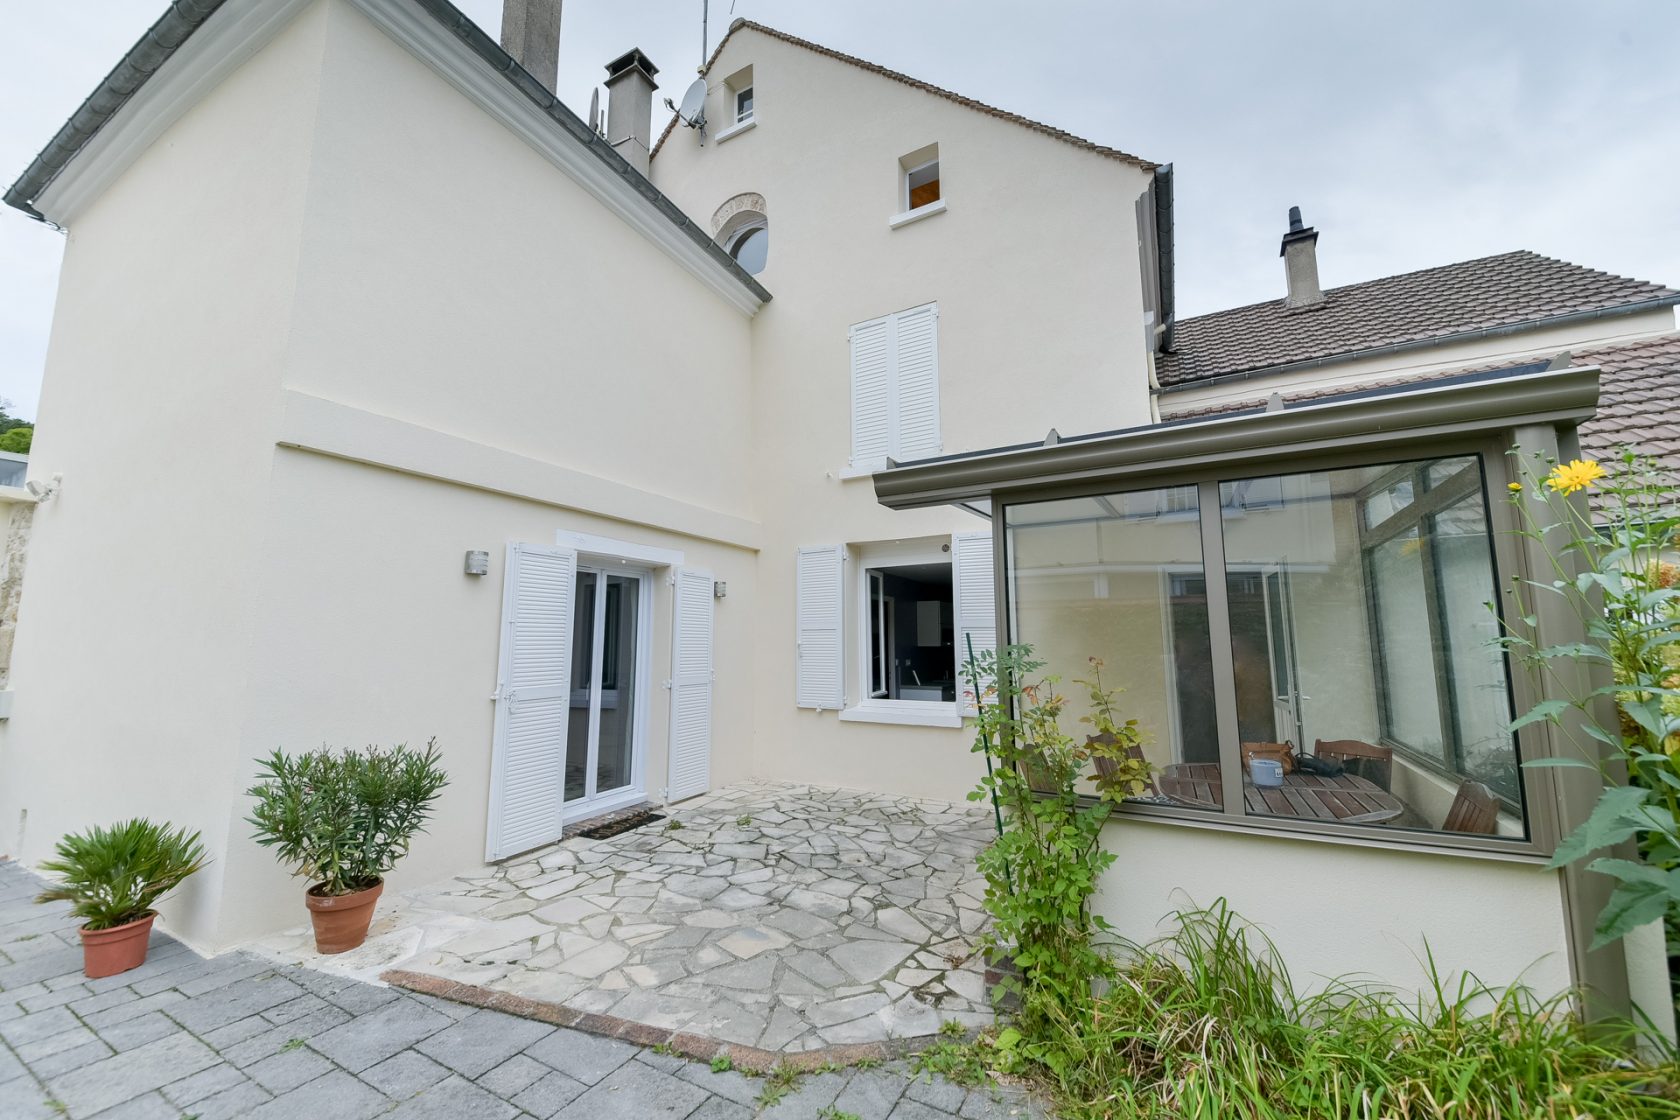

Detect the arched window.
xmin=726 ymin=221 xmax=768 ymax=275
xmin=713 ymin=194 xmax=769 ymax=277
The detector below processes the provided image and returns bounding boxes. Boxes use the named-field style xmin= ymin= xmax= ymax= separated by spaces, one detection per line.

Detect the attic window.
xmin=717 ymin=66 xmax=756 ymax=142
xmin=735 ymin=86 xmax=754 ymax=123
xmin=891 ymin=144 xmax=945 ymax=229
xmin=906 ymin=160 xmax=940 ymax=210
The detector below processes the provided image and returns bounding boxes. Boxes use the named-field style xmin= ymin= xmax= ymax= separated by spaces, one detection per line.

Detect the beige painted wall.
xmin=213 ymin=449 xmax=758 ymax=946
xmin=652 ymin=27 xmax=1158 ymax=802
xmin=0 ymin=0 xmax=763 ymax=950
xmin=1096 ymin=817 xmax=1575 ymax=999
xmin=0 ymin=4 xmax=331 ymax=946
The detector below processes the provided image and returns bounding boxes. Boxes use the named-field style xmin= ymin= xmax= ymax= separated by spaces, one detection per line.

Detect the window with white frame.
xmin=849 ymin=303 xmax=940 ymax=470
xmin=735 ymin=85 xmax=754 ymax=123
xmin=897 ymin=143 xmax=941 ymax=217
xmin=795 ymin=533 xmax=994 ymax=725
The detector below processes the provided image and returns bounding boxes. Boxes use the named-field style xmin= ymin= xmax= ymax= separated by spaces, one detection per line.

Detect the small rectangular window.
xmin=906 ymin=159 xmax=940 ymax=210
xmin=735 ymin=86 xmax=754 ymax=123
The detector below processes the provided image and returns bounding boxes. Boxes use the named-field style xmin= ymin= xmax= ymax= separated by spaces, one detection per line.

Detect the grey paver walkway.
xmin=253 ymin=782 xmax=998 ymax=1052
xmin=0 ymin=859 xmax=1050 ymax=1118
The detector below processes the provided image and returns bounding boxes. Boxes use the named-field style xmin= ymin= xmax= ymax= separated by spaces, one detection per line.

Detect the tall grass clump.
xmin=987 ymin=902 xmax=1677 ymax=1119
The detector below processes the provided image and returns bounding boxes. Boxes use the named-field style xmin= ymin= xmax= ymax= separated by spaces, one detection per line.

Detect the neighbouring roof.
xmin=651 ymin=18 xmax=1157 ymax=170
xmin=5 ymin=0 xmax=769 ymax=305
xmin=1156 ymin=251 xmax=1680 ymax=390
xmin=1161 ymin=332 xmax=1680 ymax=477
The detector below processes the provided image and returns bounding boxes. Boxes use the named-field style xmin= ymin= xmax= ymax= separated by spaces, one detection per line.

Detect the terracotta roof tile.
xmin=1156 ymin=251 xmax=1679 ymax=388
xmin=652 ymin=19 xmax=1155 ymax=169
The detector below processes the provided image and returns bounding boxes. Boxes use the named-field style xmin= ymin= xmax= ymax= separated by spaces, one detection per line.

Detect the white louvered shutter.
xmin=893 ymin=303 xmax=941 ymax=459
xmin=951 ymin=532 xmax=996 ymax=716
xmin=796 ymin=545 xmax=845 ymax=709
xmin=486 ymin=543 xmax=577 ymax=861
xmin=667 ymin=568 xmax=715 ymax=802
xmin=849 ymin=316 xmax=892 ymax=467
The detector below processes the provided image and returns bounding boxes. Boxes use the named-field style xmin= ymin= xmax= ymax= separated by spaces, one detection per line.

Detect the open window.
xmin=796 ymin=533 xmax=993 ymax=727
xmin=891 ymin=144 xmax=945 ymax=228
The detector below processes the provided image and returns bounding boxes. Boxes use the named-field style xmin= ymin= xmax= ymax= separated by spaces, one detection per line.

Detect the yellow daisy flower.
xmin=1506 ymin=482 xmax=1523 ymax=492
xmin=1545 ymin=458 xmax=1607 ymax=495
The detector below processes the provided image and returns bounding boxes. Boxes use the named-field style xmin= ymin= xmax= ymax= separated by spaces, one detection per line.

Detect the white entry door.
xmin=565 ymin=567 xmax=651 ymax=816
xmin=1261 ymin=563 xmax=1306 ymax=747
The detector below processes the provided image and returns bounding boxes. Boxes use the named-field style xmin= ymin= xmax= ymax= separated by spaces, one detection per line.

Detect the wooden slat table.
xmin=1157 ymin=762 xmax=1404 ymax=825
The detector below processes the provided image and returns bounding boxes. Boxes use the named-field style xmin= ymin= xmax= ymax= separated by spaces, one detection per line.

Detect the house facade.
xmin=2 ymin=0 xmax=1675 ymax=1033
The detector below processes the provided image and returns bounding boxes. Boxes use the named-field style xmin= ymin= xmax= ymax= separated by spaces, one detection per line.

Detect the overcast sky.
xmin=2 ymin=0 xmax=1676 ymax=421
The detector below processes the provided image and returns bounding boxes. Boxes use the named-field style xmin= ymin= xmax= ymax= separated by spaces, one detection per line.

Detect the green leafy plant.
xmin=816 ymin=1108 xmax=861 ymax=1120
xmin=246 ymin=739 xmax=449 ymax=896
xmin=754 ymin=1064 xmax=802 ymax=1108
xmin=709 ymin=1053 xmax=733 ymax=1073
xmin=35 ymin=819 xmax=207 ymax=930
xmin=1499 ymin=450 xmax=1680 ymax=956
xmin=962 ymin=645 xmax=1141 ymax=1030
xmin=735 ymin=814 xmax=753 ymax=828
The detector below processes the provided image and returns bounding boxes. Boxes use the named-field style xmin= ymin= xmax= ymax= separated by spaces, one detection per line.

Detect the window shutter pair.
xmin=794 ymin=532 xmax=995 ymax=714
xmin=849 ymin=303 xmax=940 ymax=468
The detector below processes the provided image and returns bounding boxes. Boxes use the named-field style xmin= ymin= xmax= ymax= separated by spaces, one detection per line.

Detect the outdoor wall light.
xmin=714 ymin=580 xmax=728 ymax=599
xmin=464 ymin=550 xmax=490 ymax=576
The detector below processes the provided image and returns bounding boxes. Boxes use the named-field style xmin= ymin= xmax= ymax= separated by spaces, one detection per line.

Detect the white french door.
xmin=1261 ymin=562 xmax=1306 ymax=747
xmin=565 ymin=567 xmax=651 ymax=815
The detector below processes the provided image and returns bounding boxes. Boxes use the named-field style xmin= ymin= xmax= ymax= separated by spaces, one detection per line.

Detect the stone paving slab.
xmin=0 ymin=858 xmax=1051 ymax=1117
xmin=252 ymin=781 xmax=1000 ymax=1054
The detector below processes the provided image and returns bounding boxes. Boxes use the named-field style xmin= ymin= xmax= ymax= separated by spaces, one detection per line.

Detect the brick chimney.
xmin=1279 ymin=206 xmax=1324 ymax=308
xmin=501 ymin=0 xmax=562 ymax=93
xmin=604 ymin=48 xmax=659 ymax=177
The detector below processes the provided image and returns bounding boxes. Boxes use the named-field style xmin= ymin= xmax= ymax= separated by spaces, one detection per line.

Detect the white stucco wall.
xmin=0 ymin=0 xmax=764 ymax=950
xmin=652 ymin=27 xmax=1158 ymax=802
xmin=0 ymin=4 xmax=331 ymax=947
xmin=213 ymin=449 xmax=758 ymax=946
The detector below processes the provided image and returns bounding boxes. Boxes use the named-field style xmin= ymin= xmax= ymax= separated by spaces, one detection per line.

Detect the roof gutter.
xmin=875 ymin=364 xmax=1601 ymax=510
xmin=1155 ymin=294 xmax=1680 ymax=397
xmin=4 ymin=0 xmax=226 ymax=219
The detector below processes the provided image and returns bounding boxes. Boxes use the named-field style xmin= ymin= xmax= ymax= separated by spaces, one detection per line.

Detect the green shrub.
xmin=246 ymin=739 xmax=448 ymax=896
xmin=36 ymin=819 xmax=207 ymax=930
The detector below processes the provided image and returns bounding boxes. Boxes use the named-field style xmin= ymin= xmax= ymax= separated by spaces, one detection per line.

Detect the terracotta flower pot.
xmin=80 ymin=912 xmax=156 ymax=979
xmin=305 ymin=880 xmax=383 ymax=954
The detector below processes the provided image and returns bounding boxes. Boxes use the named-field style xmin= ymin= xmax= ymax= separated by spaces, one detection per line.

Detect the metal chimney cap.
xmin=604 ymin=47 xmax=660 ymax=83
xmin=1279 ymin=204 xmax=1318 ymax=256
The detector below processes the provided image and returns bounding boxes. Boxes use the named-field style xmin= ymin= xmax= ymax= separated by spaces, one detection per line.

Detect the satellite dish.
xmin=677 ymin=78 xmax=707 ymax=129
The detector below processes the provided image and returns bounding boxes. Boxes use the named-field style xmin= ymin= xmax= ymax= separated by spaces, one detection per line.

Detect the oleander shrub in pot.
xmin=247 ymin=739 xmax=448 ymax=953
xmin=36 ymin=819 xmax=208 ymax=978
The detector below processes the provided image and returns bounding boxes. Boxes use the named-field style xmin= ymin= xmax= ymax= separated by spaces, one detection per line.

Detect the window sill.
xmin=1088 ymin=792 xmax=1548 ymax=864
xmin=839 ymin=701 xmax=962 ymax=728
xmin=716 ymin=117 xmax=756 ymax=144
xmin=888 ymin=200 xmax=946 ymax=229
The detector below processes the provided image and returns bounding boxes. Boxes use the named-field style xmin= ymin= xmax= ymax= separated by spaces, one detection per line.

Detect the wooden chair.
xmin=1240 ymin=741 xmax=1295 ymax=776
xmin=1442 ymin=780 xmax=1500 ymax=835
xmin=1092 ymin=736 xmax=1157 ymax=798
xmin=1314 ymin=739 xmax=1394 ymax=791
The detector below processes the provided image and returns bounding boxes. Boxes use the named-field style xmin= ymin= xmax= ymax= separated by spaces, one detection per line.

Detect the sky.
xmin=1 ymin=0 xmax=1676 ymax=422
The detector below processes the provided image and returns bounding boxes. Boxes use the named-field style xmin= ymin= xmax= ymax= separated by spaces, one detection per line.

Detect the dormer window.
xmin=735 ymin=86 xmax=754 ymax=124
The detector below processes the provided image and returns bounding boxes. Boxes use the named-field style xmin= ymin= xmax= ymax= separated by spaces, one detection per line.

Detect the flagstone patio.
xmin=250 ymin=782 xmax=1000 ymax=1054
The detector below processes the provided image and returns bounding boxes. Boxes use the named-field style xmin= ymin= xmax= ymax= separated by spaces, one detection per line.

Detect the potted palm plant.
xmin=246 ymin=739 xmax=448 ymax=953
xmin=36 ymin=819 xmax=208 ymax=978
